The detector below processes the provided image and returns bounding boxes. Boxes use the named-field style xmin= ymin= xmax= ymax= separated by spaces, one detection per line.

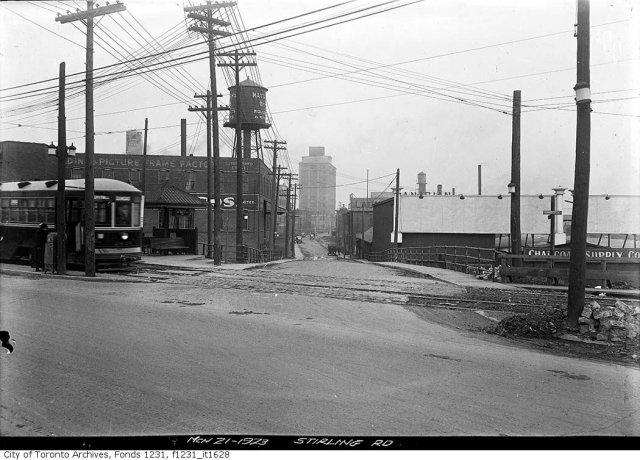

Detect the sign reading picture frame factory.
xmin=66 ymin=155 xmax=260 ymax=172
xmin=526 ymin=248 xmax=640 ymax=259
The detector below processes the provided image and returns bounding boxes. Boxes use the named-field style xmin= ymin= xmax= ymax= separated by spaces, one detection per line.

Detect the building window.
xmin=185 ymin=171 xmax=196 ymax=191
xmin=158 ymin=170 xmax=170 ymax=182
xmin=129 ymin=169 xmax=141 ymax=184
xmin=71 ymin=168 xmax=83 ymax=179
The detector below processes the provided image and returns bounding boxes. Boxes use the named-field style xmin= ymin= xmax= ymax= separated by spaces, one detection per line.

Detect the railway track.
xmin=126 ymin=262 xmax=640 ymax=315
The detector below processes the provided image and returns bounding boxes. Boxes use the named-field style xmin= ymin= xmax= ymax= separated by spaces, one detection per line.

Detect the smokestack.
xmin=181 ymin=118 xmax=186 ymax=157
xmin=437 ymin=184 xmax=442 ymax=195
xmin=418 ymin=172 xmax=426 ymax=195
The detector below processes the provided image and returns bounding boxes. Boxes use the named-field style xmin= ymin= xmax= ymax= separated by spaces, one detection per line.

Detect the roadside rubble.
xmin=579 ymin=300 xmax=640 ymax=342
xmin=491 ymin=300 xmax=640 ymax=364
xmin=493 ymin=307 xmax=565 ymax=338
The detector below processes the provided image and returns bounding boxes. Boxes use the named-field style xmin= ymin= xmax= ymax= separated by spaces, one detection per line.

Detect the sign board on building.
xmin=199 ymin=194 xmax=259 ymax=210
xmin=526 ymin=248 xmax=640 ymax=259
xmin=126 ymin=130 xmax=143 ymax=155
xmin=543 ymin=210 xmax=562 ymax=215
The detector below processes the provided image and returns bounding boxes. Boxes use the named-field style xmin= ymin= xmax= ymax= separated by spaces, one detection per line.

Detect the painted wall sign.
xmin=67 ymin=155 xmax=259 ymax=172
xmin=526 ymin=248 xmax=640 ymax=259
xmin=199 ymin=194 xmax=259 ymax=210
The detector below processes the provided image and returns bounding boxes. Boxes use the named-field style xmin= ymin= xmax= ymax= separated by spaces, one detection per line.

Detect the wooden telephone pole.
xmin=510 ymin=90 xmax=522 ymax=266
xmin=185 ymin=0 xmax=234 ymax=265
xmin=280 ymin=173 xmax=297 ymax=259
xmin=291 ymin=183 xmax=298 ymax=259
xmin=55 ymin=62 xmax=67 ymax=276
xmin=56 ymin=0 xmax=126 ymax=276
xmin=264 ymin=140 xmax=287 ymax=252
xmin=393 ymin=169 xmax=400 ymax=246
xmin=567 ymin=0 xmax=592 ymax=328
xmin=218 ymin=50 xmax=256 ymax=262
xmin=189 ymin=92 xmax=228 ymax=259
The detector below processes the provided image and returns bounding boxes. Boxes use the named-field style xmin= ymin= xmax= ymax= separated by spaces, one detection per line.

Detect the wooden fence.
xmin=368 ymin=246 xmax=496 ymax=276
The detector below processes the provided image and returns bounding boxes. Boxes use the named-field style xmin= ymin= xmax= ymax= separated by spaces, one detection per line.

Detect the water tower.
xmin=417 ymin=171 xmax=426 ymax=196
xmin=224 ymin=78 xmax=271 ymax=159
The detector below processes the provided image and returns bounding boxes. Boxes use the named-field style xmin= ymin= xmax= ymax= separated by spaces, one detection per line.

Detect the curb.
xmin=0 ymin=267 xmax=146 ymax=283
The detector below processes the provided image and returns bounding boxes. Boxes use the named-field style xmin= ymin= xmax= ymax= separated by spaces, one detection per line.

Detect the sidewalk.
xmin=367 ymin=261 xmax=640 ymax=297
xmin=367 ymin=261 xmax=523 ymax=290
xmin=0 ymin=245 xmax=304 ymax=281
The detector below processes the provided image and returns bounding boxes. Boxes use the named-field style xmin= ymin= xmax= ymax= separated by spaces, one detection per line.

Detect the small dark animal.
xmin=1 ymin=330 xmax=16 ymax=354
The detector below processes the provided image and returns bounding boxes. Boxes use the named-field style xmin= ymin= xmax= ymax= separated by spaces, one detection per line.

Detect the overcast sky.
xmin=1 ymin=0 xmax=638 ymax=207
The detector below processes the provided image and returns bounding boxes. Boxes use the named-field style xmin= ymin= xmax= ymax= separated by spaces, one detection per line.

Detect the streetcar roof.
xmin=0 ymin=179 xmax=141 ymax=194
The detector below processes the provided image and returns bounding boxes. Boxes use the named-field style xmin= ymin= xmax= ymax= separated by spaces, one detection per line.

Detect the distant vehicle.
xmin=0 ymin=178 xmax=143 ymax=270
xmin=327 ymin=245 xmax=337 ymax=256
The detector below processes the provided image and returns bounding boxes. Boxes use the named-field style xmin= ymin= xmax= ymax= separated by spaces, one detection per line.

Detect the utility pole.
xmin=181 ymin=119 xmax=187 ymax=157
xmin=291 ymin=183 xmax=298 ymax=259
xmin=283 ymin=173 xmax=293 ymax=259
xmin=56 ymin=62 xmax=67 ymax=276
xmin=57 ymin=0 xmax=126 ymax=277
xmin=269 ymin=166 xmax=286 ymax=255
xmin=142 ymin=118 xmax=148 ymax=195
xmin=478 ymin=164 xmax=482 ymax=195
xmin=510 ymin=90 xmax=522 ymax=266
xmin=189 ymin=92 xmax=213 ymax=259
xmin=218 ymin=50 xmax=256 ymax=263
xmin=264 ymin=140 xmax=287 ymax=251
xmin=361 ymin=202 xmax=365 ymax=259
xmin=189 ymin=92 xmax=228 ymax=259
xmin=567 ymin=0 xmax=592 ymax=329
xmin=394 ymin=168 xmax=400 ymax=246
xmin=185 ymin=0 xmax=234 ymax=265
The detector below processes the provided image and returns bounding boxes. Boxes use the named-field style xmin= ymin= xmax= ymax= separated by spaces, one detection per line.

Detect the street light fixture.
xmin=48 ymin=142 xmax=76 ymax=157
xmin=47 ymin=140 xmax=75 ymax=276
xmin=507 ymin=182 xmax=516 ymax=194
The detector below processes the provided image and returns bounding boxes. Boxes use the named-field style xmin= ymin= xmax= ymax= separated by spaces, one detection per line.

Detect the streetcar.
xmin=0 ymin=178 xmax=143 ymax=270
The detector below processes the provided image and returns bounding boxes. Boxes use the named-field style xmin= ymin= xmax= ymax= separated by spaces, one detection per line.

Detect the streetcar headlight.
xmin=120 ymin=232 xmax=129 ymax=241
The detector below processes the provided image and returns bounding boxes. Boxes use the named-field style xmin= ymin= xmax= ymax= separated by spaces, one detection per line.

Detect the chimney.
xmin=181 ymin=118 xmax=187 ymax=157
xmin=417 ymin=171 xmax=426 ymax=195
xmin=437 ymin=184 xmax=442 ymax=195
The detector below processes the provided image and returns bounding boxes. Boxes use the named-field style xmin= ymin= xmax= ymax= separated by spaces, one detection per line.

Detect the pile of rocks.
xmin=579 ymin=300 xmax=640 ymax=342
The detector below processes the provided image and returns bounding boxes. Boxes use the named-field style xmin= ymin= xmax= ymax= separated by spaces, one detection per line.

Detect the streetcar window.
xmin=95 ymin=201 xmax=110 ymax=227
xmin=132 ymin=197 xmax=141 ymax=227
xmin=8 ymin=208 xmax=18 ymax=222
xmin=115 ymin=202 xmax=132 ymax=227
xmin=27 ymin=208 xmax=37 ymax=223
xmin=46 ymin=208 xmax=55 ymax=224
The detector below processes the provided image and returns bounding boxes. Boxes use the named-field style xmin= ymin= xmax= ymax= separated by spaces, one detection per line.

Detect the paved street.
xmin=1 ymin=244 xmax=639 ymax=437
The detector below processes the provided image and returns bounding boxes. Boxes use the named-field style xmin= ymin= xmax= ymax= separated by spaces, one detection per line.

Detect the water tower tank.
xmin=417 ymin=171 xmax=426 ymax=195
xmin=224 ymin=78 xmax=271 ymax=129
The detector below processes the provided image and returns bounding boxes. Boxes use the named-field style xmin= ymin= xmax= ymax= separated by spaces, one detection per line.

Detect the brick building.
xmin=0 ymin=141 xmax=285 ymax=260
